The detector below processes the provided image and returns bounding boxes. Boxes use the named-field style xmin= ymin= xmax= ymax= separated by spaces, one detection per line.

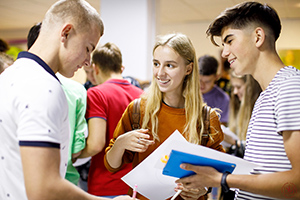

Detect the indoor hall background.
xmin=1 ymin=0 xmax=300 ymax=82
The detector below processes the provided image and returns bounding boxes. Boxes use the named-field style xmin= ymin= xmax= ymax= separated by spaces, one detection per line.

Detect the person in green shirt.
xmin=57 ymin=73 xmax=88 ymax=185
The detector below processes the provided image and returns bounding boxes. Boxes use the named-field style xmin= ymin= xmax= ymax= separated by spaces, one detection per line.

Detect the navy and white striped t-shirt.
xmin=236 ymin=66 xmax=300 ymax=200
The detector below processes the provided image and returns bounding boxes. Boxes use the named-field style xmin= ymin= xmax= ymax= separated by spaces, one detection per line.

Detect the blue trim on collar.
xmin=107 ymin=79 xmax=130 ymax=85
xmin=17 ymin=51 xmax=60 ymax=83
xmin=19 ymin=141 xmax=60 ymax=149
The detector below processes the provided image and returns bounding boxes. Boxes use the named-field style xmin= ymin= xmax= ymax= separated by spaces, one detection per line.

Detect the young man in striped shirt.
xmin=176 ymin=1 xmax=300 ymax=199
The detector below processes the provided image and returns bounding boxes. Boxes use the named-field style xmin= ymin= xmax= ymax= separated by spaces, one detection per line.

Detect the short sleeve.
xmin=275 ymin=76 xmax=300 ymax=133
xmin=16 ymin=79 xmax=68 ymax=146
xmin=86 ymin=87 xmax=107 ymax=120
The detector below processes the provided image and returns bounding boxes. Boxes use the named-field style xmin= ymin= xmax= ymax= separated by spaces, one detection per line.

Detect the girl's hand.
xmin=175 ymin=183 xmax=208 ymax=200
xmin=116 ymin=129 xmax=155 ymax=152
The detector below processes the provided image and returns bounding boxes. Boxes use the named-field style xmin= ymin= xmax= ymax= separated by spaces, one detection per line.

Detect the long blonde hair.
xmin=229 ymin=73 xmax=262 ymax=140
xmin=140 ymin=33 xmax=205 ymax=144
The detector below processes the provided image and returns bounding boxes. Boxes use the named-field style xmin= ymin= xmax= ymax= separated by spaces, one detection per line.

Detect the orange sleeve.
xmin=104 ymin=101 xmax=136 ymax=172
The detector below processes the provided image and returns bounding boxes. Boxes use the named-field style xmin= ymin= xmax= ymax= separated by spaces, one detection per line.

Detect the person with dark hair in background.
xmin=176 ymin=2 xmax=300 ymax=199
xmin=27 ymin=22 xmax=42 ymax=50
xmin=198 ymin=55 xmax=230 ymax=126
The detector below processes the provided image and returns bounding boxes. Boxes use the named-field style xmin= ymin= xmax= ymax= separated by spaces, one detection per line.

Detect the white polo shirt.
xmin=0 ymin=52 xmax=70 ymax=200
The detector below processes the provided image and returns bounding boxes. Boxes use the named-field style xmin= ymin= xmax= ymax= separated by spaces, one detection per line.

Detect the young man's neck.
xmin=28 ymin=34 xmax=60 ymax=74
xmin=100 ymin=72 xmax=123 ymax=83
xmin=252 ymin=52 xmax=285 ymax=91
xmin=108 ymin=73 xmax=123 ymax=80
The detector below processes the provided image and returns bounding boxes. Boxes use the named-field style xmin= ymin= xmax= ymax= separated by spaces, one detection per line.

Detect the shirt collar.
xmin=106 ymin=79 xmax=131 ymax=85
xmin=17 ymin=51 xmax=60 ymax=83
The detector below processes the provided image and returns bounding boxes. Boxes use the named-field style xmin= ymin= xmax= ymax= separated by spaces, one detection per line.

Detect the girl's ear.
xmin=186 ymin=62 xmax=193 ymax=75
xmin=254 ymin=27 xmax=265 ymax=48
xmin=61 ymin=24 xmax=73 ymax=43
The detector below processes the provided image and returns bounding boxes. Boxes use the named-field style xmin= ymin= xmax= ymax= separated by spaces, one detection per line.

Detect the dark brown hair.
xmin=206 ymin=1 xmax=281 ymax=46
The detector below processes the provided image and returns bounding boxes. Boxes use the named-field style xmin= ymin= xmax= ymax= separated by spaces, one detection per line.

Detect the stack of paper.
xmin=121 ymin=130 xmax=258 ymax=200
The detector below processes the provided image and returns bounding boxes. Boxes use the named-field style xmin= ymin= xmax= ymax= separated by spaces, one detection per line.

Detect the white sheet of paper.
xmin=121 ymin=130 xmax=259 ymax=200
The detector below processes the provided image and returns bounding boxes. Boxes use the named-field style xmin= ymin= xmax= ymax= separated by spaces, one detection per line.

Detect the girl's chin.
xmin=158 ymin=86 xmax=168 ymax=93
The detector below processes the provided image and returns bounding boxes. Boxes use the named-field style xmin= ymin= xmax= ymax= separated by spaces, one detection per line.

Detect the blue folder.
xmin=162 ymin=150 xmax=236 ymax=178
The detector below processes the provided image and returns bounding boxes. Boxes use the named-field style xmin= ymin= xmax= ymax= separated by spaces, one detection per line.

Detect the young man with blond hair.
xmin=0 ymin=0 xmax=133 ymax=200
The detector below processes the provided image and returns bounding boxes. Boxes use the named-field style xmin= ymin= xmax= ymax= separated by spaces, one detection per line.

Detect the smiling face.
xmin=221 ymin=27 xmax=258 ymax=76
xmin=59 ymin=24 xmax=101 ymax=78
xmin=153 ymin=45 xmax=192 ymax=98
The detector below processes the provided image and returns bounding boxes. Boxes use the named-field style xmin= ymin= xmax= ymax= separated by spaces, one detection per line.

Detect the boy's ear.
xmin=254 ymin=27 xmax=265 ymax=48
xmin=61 ymin=24 xmax=73 ymax=43
xmin=121 ymin=65 xmax=125 ymax=73
xmin=92 ymin=63 xmax=99 ymax=75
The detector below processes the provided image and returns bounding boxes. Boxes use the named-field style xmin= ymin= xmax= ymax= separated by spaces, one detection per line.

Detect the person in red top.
xmin=79 ymin=42 xmax=143 ymax=198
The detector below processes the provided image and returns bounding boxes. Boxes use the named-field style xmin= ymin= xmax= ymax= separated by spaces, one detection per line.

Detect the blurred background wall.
xmin=1 ymin=0 xmax=300 ymax=83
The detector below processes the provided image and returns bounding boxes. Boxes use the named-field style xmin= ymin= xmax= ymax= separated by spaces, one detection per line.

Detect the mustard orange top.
xmin=105 ymin=99 xmax=225 ymax=200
